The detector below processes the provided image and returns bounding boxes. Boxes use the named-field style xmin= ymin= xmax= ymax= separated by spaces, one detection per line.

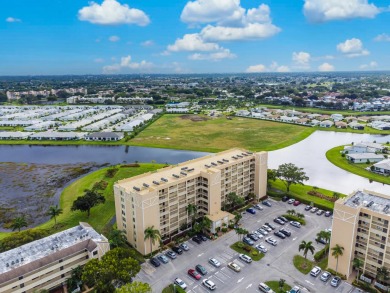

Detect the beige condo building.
xmin=114 ymin=148 xmax=268 ymax=255
xmin=329 ymin=190 xmax=390 ymax=279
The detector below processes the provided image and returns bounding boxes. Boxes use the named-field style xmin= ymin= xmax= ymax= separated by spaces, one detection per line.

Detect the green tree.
xmin=376 ymin=266 xmax=390 ymax=285
xmin=47 ymin=205 xmax=63 ymax=225
xmin=186 ymin=203 xmax=197 ymax=227
xmin=82 ymin=248 xmax=140 ymax=293
xmin=299 ymin=240 xmax=315 ymax=259
xmin=352 ymin=258 xmax=364 ymax=281
xmin=115 ymin=281 xmax=152 ymax=293
xmin=316 ymin=230 xmax=331 ymax=252
xmin=108 ymin=229 xmax=127 ymax=249
xmin=233 ymin=212 xmax=242 ymax=225
xmin=333 ymin=192 xmax=341 ymax=200
xmin=71 ymin=189 xmax=105 ymax=218
xmin=10 ymin=216 xmax=28 ymax=232
xmin=279 ymin=278 xmax=286 ymax=291
xmin=296 ymin=213 xmax=305 ymax=219
xmin=66 ymin=266 xmax=83 ymax=292
xmin=193 ymin=222 xmax=202 ymax=233
xmin=200 ymin=216 xmax=212 ymax=233
xmin=287 ymin=209 xmax=296 ymax=216
xmin=331 ymin=244 xmax=344 ymax=275
xmin=144 ymin=226 xmax=161 ymax=257
xmin=276 ymin=163 xmax=309 ymax=192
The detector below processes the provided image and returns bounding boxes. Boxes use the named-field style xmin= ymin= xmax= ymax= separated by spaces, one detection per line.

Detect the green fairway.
xmin=130 ymin=114 xmax=315 ymax=152
xmin=0 ymin=163 xmax=163 ymax=240
xmin=326 ymin=146 xmax=390 ymax=185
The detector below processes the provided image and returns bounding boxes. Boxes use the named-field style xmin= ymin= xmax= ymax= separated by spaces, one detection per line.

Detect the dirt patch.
xmin=180 ymin=114 xmax=210 ymax=122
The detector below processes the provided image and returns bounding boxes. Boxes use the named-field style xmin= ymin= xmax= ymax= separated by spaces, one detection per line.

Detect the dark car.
xmin=293 ymin=200 xmax=301 ymax=206
xmin=246 ymin=208 xmax=256 ymax=214
xmin=262 ymin=200 xmax=272 ymax=207
xmin=243 ymin=236 xmax=254 ymax=246
xmin=172 ymin=246 xmax=183 ymax=255
xmin=192 ymin=236 xmax=202 ymax=244
xmin=247 ymin=233 xmax=259 ymax=241
xmin=274 ymin=231 xmax=286 ymax=239
xmin=282 ymin=196 xmax=289 ymax=202
xmin=195 ymin=264 xmax=208 ymax=275
xmin=305 ymin=205 xmax=312 ymax=211
xmin=279 ymin=228 xmax=291 ymax=237
xmin=325 ymin=211 xmax=332 ymax=217
xmin=150 ymin=257 xmax=161 ymax=267
xmin=198 ymin=234 xmax=208 ymax=241
xmin=274 ymin=218 xmax=285 ymax=225
xmin=265 ymin=222 xmax=276 ymax=230
xmin=279 ymin=216 xmax=288 ymax=222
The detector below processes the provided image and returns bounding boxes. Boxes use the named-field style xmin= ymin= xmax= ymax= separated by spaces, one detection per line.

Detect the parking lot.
xmin=135 ymin=199 xmax=358 ymax=293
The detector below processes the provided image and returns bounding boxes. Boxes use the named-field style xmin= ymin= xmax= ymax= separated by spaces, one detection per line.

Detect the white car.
xmin=258 ymin=228 xmax=268 ymax=236
xmin=265 ymin=237 xmax=277 ymax=246
xmin=258 ymin=282 xmax=275 ymax=293
xmin=310 ymin=266 xmax=322 ymax=277
xmin=239 ymin=253 xmax=252 ymax=263
xmin=227 ymin=261 xmax=241 ymax=272
xmin=174 ymin=278 xmax=187 ymax=290
xmin=262 ymin=225 xmax=272 ymax=232
xmin=254 ymin=204 xmax=263 ymax=210
xmin=288 ymin=198 xmax=295 ymax=204
xmin=290 ymin=221 xmax=301 ymax=228
xmin=202 ymin=279 xmax=216 ymax=290
xmin=255 ymin=244 xmax=268 ymax=253
xmin=208 ymin=257 xmax=221 ymax=267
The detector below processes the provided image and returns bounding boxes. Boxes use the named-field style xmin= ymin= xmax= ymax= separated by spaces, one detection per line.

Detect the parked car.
xmin=290 ymin=221 xmax=301 ymax=228
xmin=262 ymin=225 xmax=272 ymax=232
xmin=172 ymin=246 xmax=183 ymax=255
xmin=195 ymin=264 xmax=208 ymax=275
xmin=262 ymin=200 xmax=272 ymax=207
xmin=227 ymin=262 xmax=241 ymax=272
xmin=246 ymin=208 xmax=256 ymax=214
xmin=274 ymin=231 xmax=286 ymax=239
xmin=288 ymin=198 xmax=295 ymax=204
xmin=247 ymin=233 xmax=259 ymax=241
xmin=279 ymin=216 xmax=288 ymax=222
xmin=255 ymin=244 xmax=268 ymax=253
xmin=252 ymin=230 xmax=263 ymax=239
xmin=265 ymin=237 xmax=277 ymax=246
xmin=310 ymin=266 xmax=322 ymax=277
xmin=325 ymin=211 xmax=332 ymax=217
xmin=274 ymin=218 xmax=285 ymax=225
xmin=188 ymin=269 xmax=202 ymax=280
xmin=243 ymin=236 xmax=254 ymax=246
xmin=265 ymin=222 xmax=276 ymax=230
xmin=179 ymin=242 xmax=189 ymax=251
xmin=209 ymin=258 xmax=221 ymax=267
xmin=310 ymin=207 xmax=318 ymax=213
xmin=320 ymin=271 xmax=332 ymax=282
xmin=192 ymin=236 xmax=202 ymax=244
xmin=239 ymin=253 xmax=252 ymax=263
xmin=258 ymin=282 xmax=275 ymax=293
xmin=198 ymin=234 xmax=208 ymax=241
xmin=305 ymin=205 xmax=312 ymax=211
xmin=150 ymin=257 xmax=160 ymax=267
xmin=330 ymin=276 xmax=341 ymax=287
xmin=317 ymin=209 xmax=325 ymax=216
xmin=157 ymin=254 xmax=169 ymax=264
xmin=257 ymin=228 xmax=268 ymax=236
xmin=202 ymin=279 xmax=216 ymax=290
xmin=317 ymin=237 xmax=327 ymax=245
xmin=279 ymin=228 xmax=291 ymax=237
xmin=254 ymin=204 xmax=263 ymax=210
xmin=289 ymin=286 xmax=301 ymax=293
xmin=165 ymin=250 xmax=177 ymax=259
xmin=282 ymin=196 xmax=289 ymax=202
xmin=293 ymin=200 xmax=301 ymax=206
xmin=174 ymin=278 xmax=187 ymax=290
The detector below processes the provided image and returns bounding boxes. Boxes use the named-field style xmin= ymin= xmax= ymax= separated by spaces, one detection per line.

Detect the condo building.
xmin=0 ymin=222 xmax=110 ymax=293
xmin=329 ymin=190 xmax=390 ymax=279
xmin=114 ymin=148 xmax=268 ymax=255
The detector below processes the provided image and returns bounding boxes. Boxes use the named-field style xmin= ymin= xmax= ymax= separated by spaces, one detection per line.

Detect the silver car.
xmin=209 ymin=257 xmax=221 ymax=267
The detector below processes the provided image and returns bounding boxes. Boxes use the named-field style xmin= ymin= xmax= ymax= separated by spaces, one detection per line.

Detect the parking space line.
xmin=212 ymin=273 xmax=225 ymax=284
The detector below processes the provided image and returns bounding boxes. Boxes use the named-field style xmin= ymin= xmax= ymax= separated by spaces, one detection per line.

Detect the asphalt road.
xmin=135 ymin=199 xmax=361 ymax=293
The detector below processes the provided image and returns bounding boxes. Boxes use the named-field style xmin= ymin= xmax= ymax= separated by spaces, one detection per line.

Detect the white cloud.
xmin=360 ymin=61 xmax=378 ymax=69
xmin=318 ymin=62 xmax=335 ymax=72
xmin=141 ymin=40 xmax=154 ymax=47
xmin=188 ymin=49 xmax=236 ymax=61
xmin=6 ymin=17 xmax=21 ymax=23
xmin=109 ymin=35 xmax=120 ymax=42
xmin=303 ymin=0 xmax=380 ymax=23
xmin=276 ymin=65 xmax=290 ymax=72
xmin=337 ymin=38 xmax=369 ymax=58
xmin=78 ymin=0 xmax=150 ymax=26
xmin=246 ymin=62 xmax=289 ymax=73
xmin=246 ymin=64 xmax=267 ymax=73
xmin=374 ymin=33 xmax=390 ymax=42
xmin=103 ymin=55 xmax=153 ymax=73
xmin=292 ymin=51 xmax=311 ymax=69
xmin=94 ymin=58 xmax=105 ymax=63
xmin=167 ymin=34 xmax=221 ymax=52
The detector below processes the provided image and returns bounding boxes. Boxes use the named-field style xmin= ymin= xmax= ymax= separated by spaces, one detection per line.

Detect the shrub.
xmin=237 ymin=242 xmax=244 ymax=248
xmin=244 ymin=245 xmax=252 ymax=252
xmin=314 ymin=245 xmax=329 ymax=261
xmin=93 ymin=180 xmax=108 ymax=191
xmin=327 ymin=268 xmax=347 ymax=280
xmin=251 ymin=250 xmax=259 ymax=256
xmin=0 ymin=229 xmax=50 ymax=252
xmin=307 ymin=190 xmax=337 ymax=203
xmin=282 ymin=214 xmax=306 ymax=225
xmin=105 ymin=167 xmax=119 ymax=178
xmin=221 ymin=227 xmax=228 ymax=233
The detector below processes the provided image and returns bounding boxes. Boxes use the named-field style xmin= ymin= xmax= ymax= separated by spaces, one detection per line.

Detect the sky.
xmin=1 ymin=0 xmax=390 ymax=75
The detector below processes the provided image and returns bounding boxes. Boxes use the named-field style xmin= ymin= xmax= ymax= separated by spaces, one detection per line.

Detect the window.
xmin=60 ymin=266 xmax=64 ymax=270
xmin=93 ymin=251 xmax=98 ymax=256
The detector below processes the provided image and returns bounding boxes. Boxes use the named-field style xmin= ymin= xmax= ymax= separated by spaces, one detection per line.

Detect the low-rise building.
xmin=372 ymin=159 xmax=390 ymax=175
xmin=85 ymin=132 xmax=124 ymax=141
xmin=346 ymin=153 xmax=385 ymax=163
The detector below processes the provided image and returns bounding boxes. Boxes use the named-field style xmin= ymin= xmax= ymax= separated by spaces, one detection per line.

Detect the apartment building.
xmin=0 ymin=222 xmax=110 ymax=293
xmin=329 ymin=190 xmax=390 ymax=279
xmin=114 ymin=148 xmax=268 ymax=255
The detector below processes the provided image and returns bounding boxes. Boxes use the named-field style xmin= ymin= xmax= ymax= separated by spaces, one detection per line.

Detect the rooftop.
xmin=0 ymin=222 xmax=105 ymax=274
xmin=344 ymin=190 xmax=390 ymax=215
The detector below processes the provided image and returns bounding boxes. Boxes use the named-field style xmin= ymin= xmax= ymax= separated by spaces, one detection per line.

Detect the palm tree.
xmin=108 ymin=229 xmax=127 ymax=248
xmin=144 ymin=226 xmax=161 ymax=257
xmin=316 ymin=230 xmax=331 ymax=252
xmin=234 ymin=212 xmax=242 ymax=225
xmin=10 ymin=216 xmax=28 ymax=232
xmin=287 ymin=209 xmax=296 ymax=216
xmin=331 ymin=244 xmax=344 ymax=275
xmin=279 ymin=278 xmax=285 ymax=291
xmin=376 ymin=266 xmax=390 ymax=285
xmin=296 ymin=213 xmax=305 ymax=219
xmin=298 ymin=240 xmax=315 ymax=259
xmin=186 ymin=204 xmax=197 ymax=227
xmin=201 ymin=216 xmax=212 ymax=234
xmin=352 ymin=258 xmax=364 ymax=281
xmin=47 ymin=205 xmax=63 ymax=225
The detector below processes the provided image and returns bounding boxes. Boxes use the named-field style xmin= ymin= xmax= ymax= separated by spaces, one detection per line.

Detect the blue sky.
xmin=1 ymin=0 xmax=390 ymax=75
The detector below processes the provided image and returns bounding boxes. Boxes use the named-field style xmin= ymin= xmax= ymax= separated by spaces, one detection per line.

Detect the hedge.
xmin=271 ymin=192 xmax=334 ymax=212
xmin=326 ymin=268 xmax=347 ymax=280
xmin=314 ymin=245 xmax=329 ymax=262
xmin=282 ymin=214 xmax=306 ymax=225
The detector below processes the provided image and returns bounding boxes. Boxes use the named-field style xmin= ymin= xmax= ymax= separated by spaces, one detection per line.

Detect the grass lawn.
xmin=0 ymin=163 xmax=164 ymax=240
xmin=326 ymin=146 xmax=390 ymax=185
xmin=230 ymin=241 xmax=264 ymax=261
xmin=265 ymin=281 xmax=292 ymax=293
xmin=293 ymin=255 xmax=315 ymax=275
xmin=269 ymin=179 xmax=345 ymax=210
xmin=130 ymin=114 xmax=315 ymax=152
